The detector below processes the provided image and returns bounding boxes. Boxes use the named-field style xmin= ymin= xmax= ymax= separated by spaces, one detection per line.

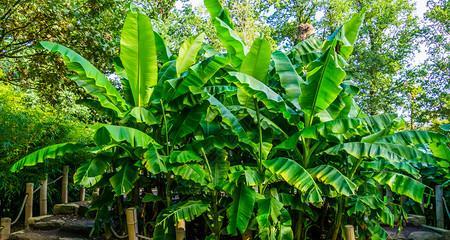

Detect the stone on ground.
xmin=408 ymin=231 xmax=442 ymax=240
xmin=407 ymin=214 xmax=426 ymax=226
xmin=53 ymin=204 xmax=80 ymax=215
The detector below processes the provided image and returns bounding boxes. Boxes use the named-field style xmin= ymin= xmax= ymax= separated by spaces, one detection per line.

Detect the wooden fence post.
xmin=435 ymin=185 xmax=444 ymax=228
xmin=39 ymin=176 xmax=48 ymax=216
xmin=25 ymin=183 xmax=33 ymax=229
xmin=126 ymin=208 xmax=138 ymax=240
xmin=176 ymin=220 xmax=186 ymax=240
xmin=80 ymin=187 xmax=85 ymax=202
xmin=62 ymin=165 xmax=69 ymax=204
xmin=0 ymin=217 xmax=11 ymax=240
xmin=344 ymin=225 xmax=356 ymax=240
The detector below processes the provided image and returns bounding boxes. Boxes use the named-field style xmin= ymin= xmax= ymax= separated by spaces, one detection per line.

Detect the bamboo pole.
xmin=39 ymin=177 xmax=48 ymax=216
xmin=92 ymin=188 xmax=100 ymax=199
xmin=0 ymin=217 xmax=11 ymax=240
xmin=25 ymin=183 xmax=33 ymax=229
xmin=126 ymin=208 xmax=138 ymax=240
xmin=242 ymin=230 xmax=252 ymax=240
xmin=80 ymin=187 xmax=85 ymax=202
xmin=435 ymin=185 xmax=444 ymax=228
xmin=176 ymin=220 xmax=186 ymax=240
xmin=62 ymin=166 xmax=69 ymax=204
xmin=344 ymin=225 xmax=356 ymax=240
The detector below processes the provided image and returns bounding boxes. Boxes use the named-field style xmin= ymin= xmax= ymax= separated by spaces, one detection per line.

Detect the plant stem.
xmin=331 ymin=197 xmax=345 ymax=240
xmin=294 ymin=211 xmax=305 ymax=240
xmin=160 ymin=99 xmax=172 ymax=207
xmin=254 ymin=98 xmax=264 ymax=193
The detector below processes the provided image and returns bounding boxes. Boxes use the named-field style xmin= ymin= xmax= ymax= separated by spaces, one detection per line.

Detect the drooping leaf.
xmin=120 ymin=10 xmax=157 ymax=107
xmin=94 ymin=125 xmax=158 ymax=148
xmin=156 ymin=200 xmax=209 ymax=225
xmin=324 ymin=142 xmax=436 ymax=165
xmin=256 ymin=196 xmax=284 ymax=239
xmin=171 ymin=164 xmax=208 ymax=186
xmin=142 ymin=145 xmax=167 ymax=174
xmin=40 ymin=41 xmax=129 ymax=116
xmin=168 ymin=150 xmax=202 ymax=164
xmin=226 ymin=184 xmax=256 ymax=235
xmin=309 ymin=165 xmax=357 ymax=197
xmin=228 ymin=72 xmax=294 ymax=122
xmin=301 ymin=114 xmax=398 ymax=142
xmin=109 ymin=162 xmax=139 ymax=195
xmin=377 ymin=131 xmax=450 ymax=160
xmin=74 ymin=158 xmax=109 ymax=187
xmin=263 ymin=158 xmax=322 ymax=204
xmin=176 ymin=33 xmax=205 ymax=76
xmin=292 ymin=37 xmax=322 ymax=67
xmin=10 ymin=143 xmax=86 ymax=172
xmin=373 ymin=172 xmax=426 ymax=203
xmin=169 ymin=107 xmax=203 ymax=140
xmin=240 ymin=38 xmax=271 ymax=82
xmin=272 ymin=50 xmax=302 ymax=109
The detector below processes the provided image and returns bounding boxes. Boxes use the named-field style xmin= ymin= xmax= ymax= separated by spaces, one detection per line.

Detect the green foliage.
xmin=4 ymin=3 xmax=449 ymax=240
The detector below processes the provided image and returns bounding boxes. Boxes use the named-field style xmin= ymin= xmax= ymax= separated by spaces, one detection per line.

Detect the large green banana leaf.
xmin=226 ymin=183 xmax=256 ymax=235
xmin=94 ymin=125 xmax=158 ymax=148
xmin=377 ymin=131 xmax=450 ymax=160
xmin=324 ymin=142 xmax=435 ymax=165
xmin=154 ymin=31 xmax=171 ymax=63
xmin=205 ymin=93 xmax=254 ymax=148
xmin=292 ymin=37 xmax=322 ymax=67
xmin=309 ymin=165 xmax=357 ymax=197
xmin=211 ymin=17 xmax=246 ymax=67
xmin=153 ymin=200 xmax=209 ymax=240
xmin=323 ymin=11 xmax=365 ymax=60
xmin=204 ymin=0 xmax=234 ymax=28
xmin=156 ymin=200 xmax=210 ymax=224
xmin=142 ymin=145 xmax=167 ymax=174
xmin=167 ymin=150 xmax=202 ymax=164
xmin=240 ymin=38 xmax=271 ymax=82
xmin=299 ymin=46 xmax=346 ymax=121
xmin=299 ymin=12 xmax=364 ymax=122
xmin=301 ymin=114 xmax=398 ymax=142
xmin=228 ymin=72 xmax=295 ymax=122
xmin=256 ymin=196 xmax=293 ymax=240
xmin=373 ymin=172 xmax=426 ymax=203
xmin=109 ymin=162 xmax=139 ymax=195
xmin=272 ymin=50 xmax=302 ymax=110
xmin=10 ymin=143 xmax=87 ymax=172
xmin=120 ymin=10 xmax=157 ymax=107
xmin=263 ymin=158 xmax=322 ymax=204
xmin=176 ymin=33 xmax=205 ymax=76
xmin=40 ymin=41 xmax=129 ymax=117
xmin=171 ymin=163 xmax=208 ymax=186
xmin=74 ymin=158 xmax=109 ymax=187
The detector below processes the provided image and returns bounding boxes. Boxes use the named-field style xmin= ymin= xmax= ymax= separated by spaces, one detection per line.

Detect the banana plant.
xmin=9 ymin=8 xmax=227 ymax=237
xmin=203 ymin=2 xmax=449 ymax=239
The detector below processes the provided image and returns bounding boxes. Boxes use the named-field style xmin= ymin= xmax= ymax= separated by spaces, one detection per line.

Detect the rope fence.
xmin=11 ymin=194 xmax=28 ymax=225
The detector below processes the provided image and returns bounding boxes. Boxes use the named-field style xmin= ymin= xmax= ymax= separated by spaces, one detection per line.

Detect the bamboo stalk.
xmin=126 ymin=208 xmax=138 ymax=240
xmin=25 ymin=183 xmax=33 ymax=229
xmin=79 ymin=187 xmax=85 ymax=202
xmin=176 ymin=220 xmax=186 ymax=240
xmin=344 ymin=225 xmax=356 ymax=240
xmin=0 ymin=217 xmax=11 ymax=240
xmin=39 ymin=177 xmax=47 ymax=216
xmin=62 ymin=166 xmax=69 ymax=204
